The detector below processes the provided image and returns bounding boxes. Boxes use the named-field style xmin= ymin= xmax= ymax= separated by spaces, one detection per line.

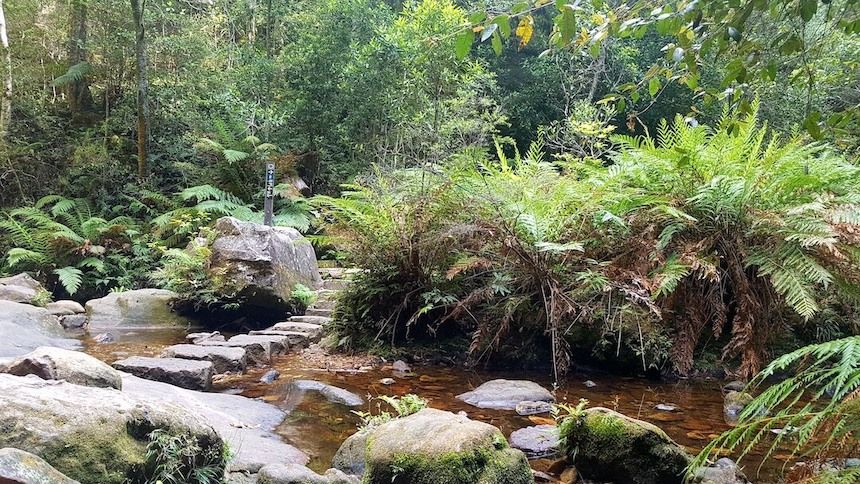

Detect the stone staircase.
xmin=110 ymin=265 xmax=357 ymax=391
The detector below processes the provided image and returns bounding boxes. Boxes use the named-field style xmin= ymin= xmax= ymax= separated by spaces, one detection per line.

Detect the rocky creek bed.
xmin=74 ymin=326 xmax=784 ymax=483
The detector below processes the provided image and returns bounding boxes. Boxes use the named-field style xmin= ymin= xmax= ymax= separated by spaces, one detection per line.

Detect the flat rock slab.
xmin=45 ymin=300 xmax=85 ymax=316
xmin=161 ymin=344 xmax=247 ymax=374
xmin=113 ymin=356 xmax=213 ymax=391
xmin=85 ymin=288 xmax=193 ymax=331
xmin=457 ymin=379 xmax=555 ymax=410
xmin=1 ymin=346 xmax=122 ymax=389
xmin=509 ymin=425 xmax=560 ymax=458
xmin=288 ymin=315 xmax=332 ymax=325
xmin=291 ymin=380 xmax=364 ymax=407
xmin=0 ymin=301 xmax=79 ymax=358
xmin=271 ymin=321 xmax=324 ymax=336
xmin=305 ymin=308 xmax=332 ymax=317
xmin=121 ymin=374 xmax=309 ymax=473
xmin=515 ymin=401 xmax=553 ymax=416
xmin=248 ymin=330 xmax=314 ymax=347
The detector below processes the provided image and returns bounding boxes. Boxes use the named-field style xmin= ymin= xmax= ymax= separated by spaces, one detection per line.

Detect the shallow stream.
xmin=80 ymin=328 xmax=786 ymax=483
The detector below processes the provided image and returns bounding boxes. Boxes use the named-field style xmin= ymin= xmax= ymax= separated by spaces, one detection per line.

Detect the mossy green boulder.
xmin=0 ymin=373 xmax=225 ymax=484
xmin=355 ymin=408 xmax=532 ymax=484
xmin=559 ymin=406 xmax=691 ymax=484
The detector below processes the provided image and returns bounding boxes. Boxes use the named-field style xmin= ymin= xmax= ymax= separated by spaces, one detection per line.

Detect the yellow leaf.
xmin=516 ymin=15 xmax=534 ymax=49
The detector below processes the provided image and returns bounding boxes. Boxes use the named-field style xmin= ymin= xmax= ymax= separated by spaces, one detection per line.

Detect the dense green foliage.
xmin=318 ymin=108 xmax=860 ymax=379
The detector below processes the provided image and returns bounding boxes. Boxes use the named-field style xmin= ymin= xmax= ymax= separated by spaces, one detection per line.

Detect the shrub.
xmin=318 ymin=105 xmax=860 ymax=380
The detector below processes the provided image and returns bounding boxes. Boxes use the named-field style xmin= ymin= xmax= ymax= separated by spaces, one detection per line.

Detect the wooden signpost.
xmin=264 ymin=163 xmax=275 ymax=226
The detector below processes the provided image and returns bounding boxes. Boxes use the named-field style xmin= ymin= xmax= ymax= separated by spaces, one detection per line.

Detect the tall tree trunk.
xmin=68 ymin=0 xmax=93 ymax=114
xmin=131 ymin=0 xmax=149 ymax=179
xmin=0 ymin=0 xmax=12 ymax=140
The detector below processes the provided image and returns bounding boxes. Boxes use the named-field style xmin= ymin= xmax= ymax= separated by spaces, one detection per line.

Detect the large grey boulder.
xmin=84 ymin=288 xmax=192 ymax=331
xmin=0 ymin=273 xmax=47 ymax=305
xmin=559 ymin=406 xmax=691 ymax=484
xmin=258 ymin=464 xmax=358 ymax=484
xmin=0 ymin=374 xmax=224 ymax=484
xmin=112 ymin=356 xmax=213 ymax=391
xmin=0 ymin=301 xmax=79 ymax=357
xmin=120 ymin=374 xmax=309 ymax=473
xmin=0 ymin=447 xmax=80 ymax=484
xmin=208 ymin=217 xmax=322 ymax=311
xmin=334 ymin=408 xmax=532 ymax=484
xmin=161 ymin=344 xmax=247 ymax=374
xmin=0 ymin=346 xmax=122 ymax=389
xmin=456 ymin=379 xmax=555 ymax=410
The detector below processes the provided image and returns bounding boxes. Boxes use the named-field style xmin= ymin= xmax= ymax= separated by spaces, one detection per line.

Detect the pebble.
xmin=379 ymin=378 xmax=395 ymax=385
xmin=583 ymin=380 xmax=597 ymax=388
xmin=260 ymin=369 xmax=280 ymax=384
xmin=516 ymin=400 xmax=553 ymax=416
xmin=392 ymin=360 xmax=411 ymax=372
xmin=93 ymin=332 xmax=116 ymax=344
xmin=655 ymin=403 xmax=679 ymax=412
xmin=560 ymin=467 xmax=578 ymax=484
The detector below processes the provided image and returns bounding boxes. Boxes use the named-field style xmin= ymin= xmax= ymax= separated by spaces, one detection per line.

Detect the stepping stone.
xmin=161 ymin=344 xmax=247 ymax=374
xmin=509 ymin=425 xmax=560 ymax=458
xmin=200 ymin=334 xmax=291 ymax=364
xmin=291 ymin=379 xmax=364 ymax=406
xmin=322 ymin=279 xmax=350 ymax=291
xmin=248 ymin=330 xmax=315 ymax=347
xmin=112 ymin=356 xmax=213 ymax=391
xmin=456 ymin=379 xmax=555 ymax=410
xmin=271 ymin=321 xmax=324 ymax=336
xmin=288 ymin=315 xmax=332 ymax=326
xmin=305 ymin=308 xmax=332 ymax=317
xmin=186 ymin=331 xmax=225 ymax=344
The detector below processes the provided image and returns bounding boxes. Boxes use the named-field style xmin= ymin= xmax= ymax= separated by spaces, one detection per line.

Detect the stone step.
xmin=288 ymin=315 xmax=332 ymax=326
xmin=198 ymin=334 xmax=291 ymax=365
xmin=318 ymin=267 xmax=362 ymax=279
xmin=321 ymin=279 xmax=350 ymax=291
xmin=248 ymin=330 xmax=315 ymax=347
xmin=305 ymin=308 xmax=333 ymax=317
xmin=270 ymin=321 xmax=324 ymax=337
xmin=112 ymin=356 xmax=213 ymax=391
xmin=161 ymin=344 xmax=247 ymax=374
xmin=315 ymin=289 xmax=338 ymax=301
xmin=309 ymin=300 xmax=336 ymax=311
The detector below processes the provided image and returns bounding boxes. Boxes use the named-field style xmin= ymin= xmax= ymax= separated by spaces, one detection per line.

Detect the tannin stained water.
xmin=80 ymin=329 xmax=787 ymax=483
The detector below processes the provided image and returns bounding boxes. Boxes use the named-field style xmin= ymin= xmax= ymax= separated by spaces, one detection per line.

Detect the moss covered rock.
xmin=0 ymin=447 xmax=80 ymax=483
xmin=559 ymin=406 xmax=691 ymax=484
xmin=358 ymin=408 xmax=532 ymax=484
xmin=0 ymin=373 xmax=225 ymax=484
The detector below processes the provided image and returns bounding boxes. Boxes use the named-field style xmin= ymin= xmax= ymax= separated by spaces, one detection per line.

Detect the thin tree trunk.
xmin=68 ymin=0 xmax=93 ymax=114
xmin=131 ymin=0 xmax=149 ymax=179
xmin=0 ymin=0 xmax=12 ymax=139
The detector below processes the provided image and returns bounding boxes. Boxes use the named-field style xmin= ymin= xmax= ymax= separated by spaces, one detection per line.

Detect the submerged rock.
xmin=258 ymin=464 xmax=358 ymax=484
xmin=261 ymin=369 xmax=281 ymax=384
xmin=0 ymin=273 xmax=47 ymax=305
xmin=0 ymin=301 xmax=79 ymax=357
xmin=0 ymin=346 xmax=122 ymax=389
xmin=186 ymin=331 xmax=226 ymax=344
xmin=291 ymin=380 xmax=363 ymax=407
xmin=0 ymin=374 xmax=224 ymax=484
xmin=207 ymin=217 xmax=322 ymax=312
xmin=112 ymin=356 xmax=213 ymax=391
xmin=723 ymin=391 xmax=758 ymax=421
xmin=691 ymin=457 xmax=750 ymax=484
xmin=85 ymin=289 xmax=191 ymax=331
xmin=456 ymin=379 xmax=554 ymax=410
xmin=354 ymin=408 xmax=532 ymax=484
xmin=0 ymin=447 xmax=80 ymax=484
xmin=559 ymin=406 xmax=691 ymax=484
xmin=509 ymin=425 xmax=560 ymax=458
xmin=515 ymin=401 xmax=553 ymax=416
